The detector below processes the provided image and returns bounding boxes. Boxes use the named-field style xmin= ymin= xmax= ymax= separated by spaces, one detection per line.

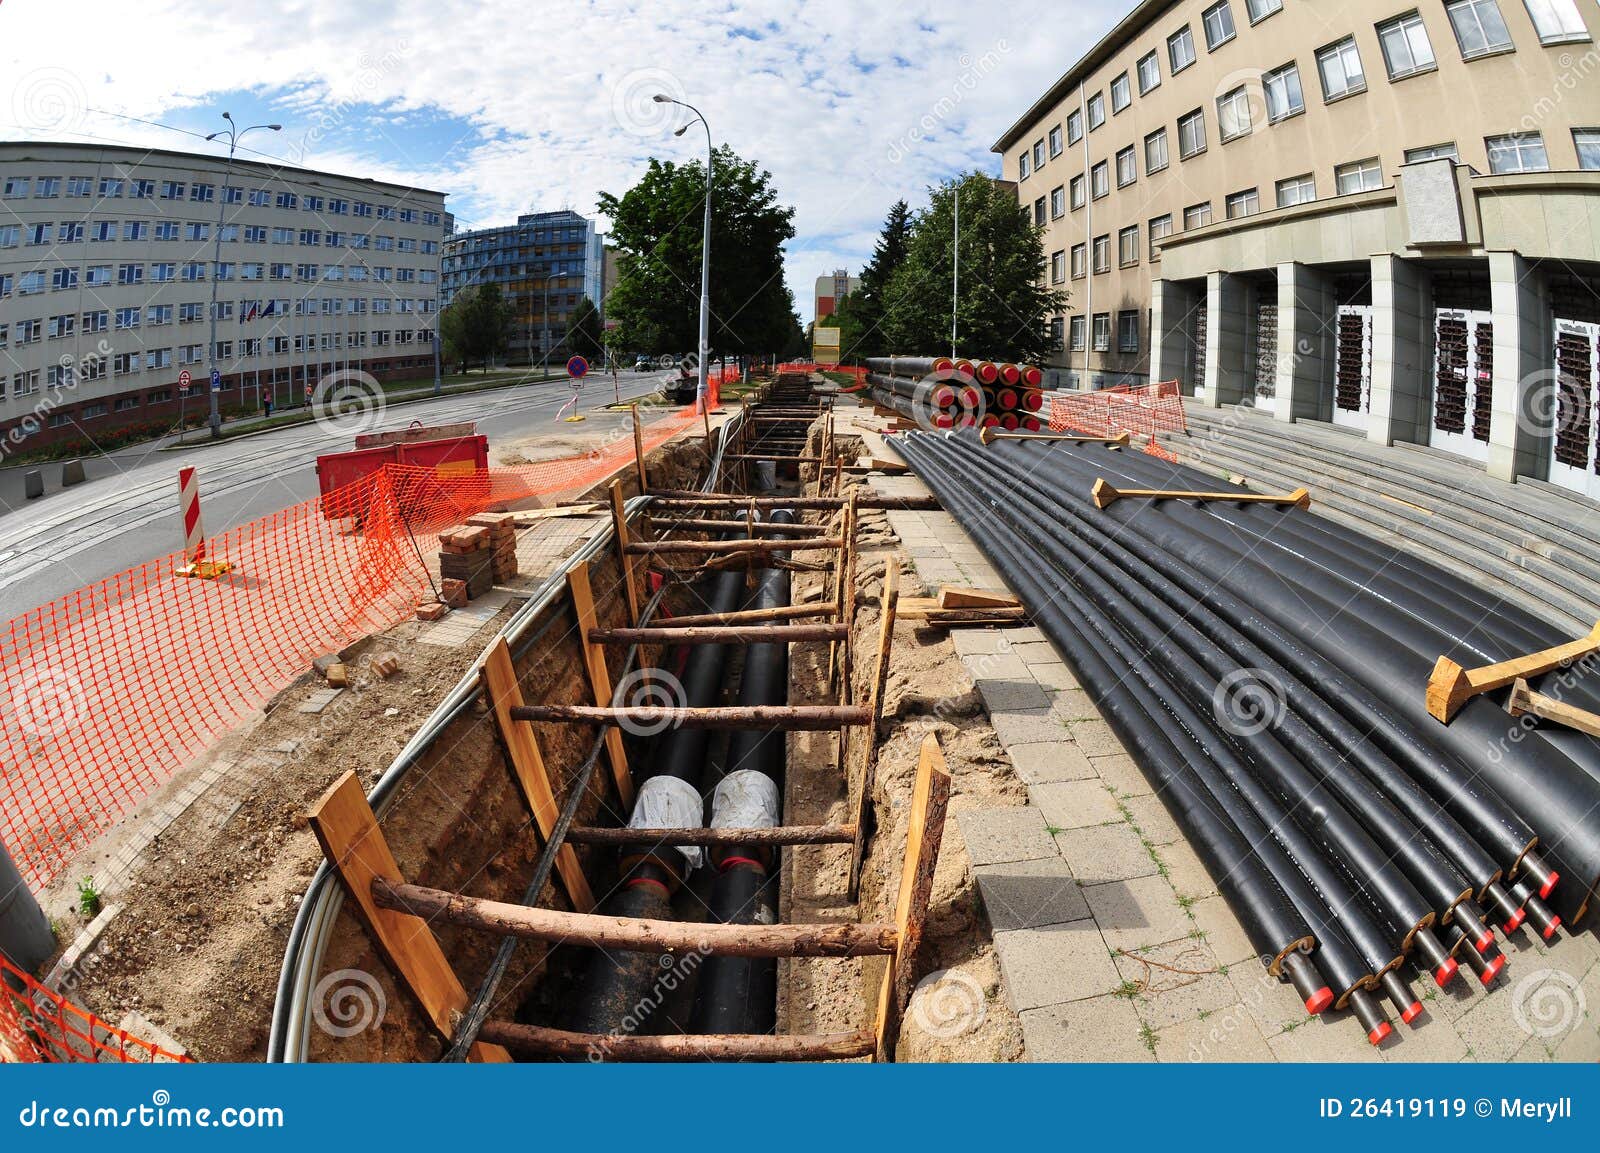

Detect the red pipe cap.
xmin=1022 ymin=390 xmax=1044 ymax=411
xmin=1400 ymin=1001 xmax=1424 ymax=1025
xmin=1023 ymin=416 xmax=1043 ymax=431
xmin=1000 ymin=413 xmax=1020 ymax=430
xmin=932 ymin=385 xmax=955 ymax=408
xmin=1480 ymin=954 xmax=1507 ymax=985
xmin=1435 ymin=958 xmax=1459 ymax=987
xmin=1022 ymin=366 xmax=1043 ymax=386
xmin=980 ymin=415 xmax=1001 ymax=428
xmin=1474 ymin=930 xmax=1495 ymax=954
xmin=933 ymin=413 xmax=954 ymax=429
xmin=932 ymin=357 xmax=953 ymax=373
xmin=1368 ymin=1021 xmax=1392 ymax=1046
xmin=1503 ymin=908 xmax=1526 ymax=933
xmin=997 ymin=389 xmax=1018 ymax=410
xmin=1542 ymin=916 xmax=1562 ymax=941
xmin=959 ymin=386 xmax=982 ymax=409
xmin=976 ymin=362 xmax=999 ymax=383
xmin=1541 ymin=871 xmax=1559 ymax=899
xmin=1304 ymin=987 xmax=1334 ymax=1016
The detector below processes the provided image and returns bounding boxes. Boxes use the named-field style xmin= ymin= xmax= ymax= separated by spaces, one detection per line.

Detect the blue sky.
xmin=0 ymin=0 xmax=1119 ymax=323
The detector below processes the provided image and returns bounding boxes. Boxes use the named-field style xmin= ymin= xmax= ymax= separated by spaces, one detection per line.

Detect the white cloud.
xmin=0 ymin=0 xmax=1115 ymax=323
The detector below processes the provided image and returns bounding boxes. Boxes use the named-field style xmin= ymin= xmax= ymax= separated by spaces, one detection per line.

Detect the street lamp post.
xmin=205 ymin=113 xmax=281 ymax=439
xmin=654 ymin=94 xmax=712 ymax=412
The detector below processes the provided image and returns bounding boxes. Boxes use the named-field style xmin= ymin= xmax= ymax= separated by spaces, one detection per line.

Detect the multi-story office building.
xmin=441 ymin=210 xmax=605 ymax=365
xmin=814 ymin=269 xmax=860 ymax=321
xmin=995 ymin=0 xmax=1600 ymax=490
xmin=0 ymin=141 xmax=447 ymax=450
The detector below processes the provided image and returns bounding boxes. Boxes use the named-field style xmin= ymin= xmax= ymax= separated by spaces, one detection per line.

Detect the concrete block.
xmin=61 ymin=459 xmax=86 ymax=487
xmin=1122 ymin=793 xmax=1182 ymax=846
xmin=1154 ymin=1000 xmax=1276 ymax=1062
xmin=1191 ymin=896 xmax=1256 ymax=967
xmin=1019 ymin=995 xmax=1155 ymax=1062
xmin=1228 ymin=964 xmax=1309 ymax=1038
xmin=973 ymin=676 xmax=1052 ymax=713
xmin=1113 ymin=938 xmax=1237 ymax=1031
xmin=1055 ymin=822 xmax=1160 ymax=885
xmin=1008 ymin=741 xmax=1096 ymax=785
xmin=1270 ymin=1017 xmax=1384 ymax=1062
xmin=994 ymin=920 xmax=1125 ymax=1011
xmin=974 ymin=856 xmax=1091 ymax=932
xmin=988 ymin=709 xmax=1068 ymax=748
xmin=956 ymin=806 xmax=1059 ymax=867
xmin=1065 ymin=718 xmax=1125 ymax=757
xmin=1029 ymin=779 xmax=1122 ymax=831
xmin=1089 ymin=752 xmax=1155 ymax=797
xmin=24 ymin=470 xmax=43 ymax=499
xmin=1082 ymin=874 xmax=1193 ymax=955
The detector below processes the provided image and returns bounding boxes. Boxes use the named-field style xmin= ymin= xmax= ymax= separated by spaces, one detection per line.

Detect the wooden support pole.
xmin=626 ymin=537 xmax=844 ymax=555
xmin=479 ymin=1021 xmax=875 ymax=1062
xmin=609 ymin=480 xmax=644 ymax=628
xmin=651 ymin=517 xmax=829 ymax=538
xmin=937 ymin=586 xmax=1021 ymax=610
xmin=513 ymin=703 xmax=871 ymax=731
xmin=642 ymin=603 xmax=838 ymax=629
xmin=631 ymin=405 xmax=648 ymax=493
xmin=1091 ymin=477 xmax=1312 ymax=511
xmin=873 ymin=733 xmax=952 ymax=1062
xmin=1506 ymin=676 xmax=1600 ymax=737
xmin=850 ymin=559 xmax=900 ymax=900
xmin=565 ymin=562 xmax=635 ymax=808
xmin=830 ymin=490 xmax=859 ymax=697
xmin=480 ymin=639 xmax=598 ymax=911
xmin=589 ymin=622 xmax=849 ymax=646
xmin=646 ymin=490 xmax=941 ymax=511
xmin=896 ymin=600 xmax=1028 ymax=625
xmin=565 ymin=823 xmax=856 ymax=847
xmin=306 ymin=773 xmax=512 ymax=1063
xmin=980 ymin=427 xmax=1130 ymax=448
xmin=374 ymin=878 xmax=896 ymax=958
xmin=1430 ymin=620 xmax=1600 ymax=722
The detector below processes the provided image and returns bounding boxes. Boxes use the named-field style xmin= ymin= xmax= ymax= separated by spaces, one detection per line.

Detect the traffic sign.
xmin=210 ymin=368 xmax=222 ymax=393
xmin=178 ymin=370 xmax=192 ymax=389
xmin=566 ymin=355 xmax=589 ymax=381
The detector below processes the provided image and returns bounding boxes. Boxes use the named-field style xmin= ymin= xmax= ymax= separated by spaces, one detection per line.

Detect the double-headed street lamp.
xmin=204 ymin=113 xmax=281 ymax=439
xmin=653 ymin=93 xmax=711 ymax=412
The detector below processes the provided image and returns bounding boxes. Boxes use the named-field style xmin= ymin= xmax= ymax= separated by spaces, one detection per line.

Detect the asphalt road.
xmin=0 ymin=370 xmax=671 ymax=623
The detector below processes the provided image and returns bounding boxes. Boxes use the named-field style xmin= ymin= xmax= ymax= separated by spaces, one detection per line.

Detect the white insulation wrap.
xmin=628 ymin=775 xmax=705 ymax=871
xmin=709 ymin=769 xmax=782 ymax=831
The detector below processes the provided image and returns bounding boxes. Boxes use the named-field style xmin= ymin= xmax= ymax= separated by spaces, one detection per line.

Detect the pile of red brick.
xmin=467 ymin=512 xmax=519 ymax=583
xmin=439 ymin=524 xmax=494 ymax=598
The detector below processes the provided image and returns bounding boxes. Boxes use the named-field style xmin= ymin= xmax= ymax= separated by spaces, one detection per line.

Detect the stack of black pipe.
xmin=865 ymin=357 xmax=982 ymax=430
xmin=898 ymin=430 xmax=1587 ymax=1046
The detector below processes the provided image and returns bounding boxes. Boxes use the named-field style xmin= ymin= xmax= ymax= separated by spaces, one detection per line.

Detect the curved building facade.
xmin=0 ymin=142 xmax=446 ymax=453
xmin=995 ymin=0 xmax=1600 ymax=490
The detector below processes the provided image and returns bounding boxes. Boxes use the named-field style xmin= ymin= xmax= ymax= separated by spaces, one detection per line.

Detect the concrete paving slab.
xmin=1154 ymin=1001 xmax=1276 ymax=1062
xmin=973 ymin=676 xmax=1053 ymax=713
xmin=1380 ymin=1011 xmax=1468 ymax=1062
xmin=1269 ymin=1017 xmax=1385 ymax=1062
xmin=1190 ymin=896 xmax=1256 ymax=967
xmin=975 ymin=856 xmax=1091 ymax=932
xmin=1008 ymin=741 xmax=1097 ymax=784
xmin=1029 ymin=779 xmax=1123 ymax=831
xmin=994 ymin=921 xmax=1124 ymax=1011
xmin=1121 ymin=793 xmax=1183 ymax=847
xmin=1161 ymin=837 xmax=1219 ymax=901
xmin=956 ymin=806 xmax=1059 ymax=867
xmin=1066 ymin=718 xmax=1126 ymax=757
xmin=1055 ymin=822 xmax=1160 ymax=885
xmin=1019 ymin=996 xmax=1155 ymax=1062
xmin=988 ymin=708 xmax=1069 ymax=748
xmin=1089 ymin=753 xmax=1155 ymax=798
xmin=1113 ymin=938 xmax=1238 ymax=1031
xmin=1082 ymin=873 xmax=1193 ymax=954
xmin=1227 ymin=964 xmax=1308 ymax=1039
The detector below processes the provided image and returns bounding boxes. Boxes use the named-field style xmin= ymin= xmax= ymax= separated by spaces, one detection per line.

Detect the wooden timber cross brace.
xmin=1428 ymin=619 xmax=1600 ymax=722
xmin=1505 ymin=676 xmax=1600 ymax=738
xmin=307 ymin=734 xmax=951 ymax=1062
xmin=1091 ymin=477 xmax=1312 ymax=511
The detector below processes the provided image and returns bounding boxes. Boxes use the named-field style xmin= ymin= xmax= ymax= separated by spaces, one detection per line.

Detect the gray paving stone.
xmin=960 ymin=652 xmax=1030 ymax=680
xmin=1027 ymin=660 xmax=1083 ymax=692
xmin=1089 ymin=753 xmax=1155 ymax=797
xmin=1155 ymin=1001 xmax=1276 ymax=1062
xmin=1083 ymin=874 xmax=1194 ymax=955
xmin=1550 ymin=1019 xmax=1600 ymax=1061
xmin=1030 ymin=779 xmax=1122 ymax=831
xmin=951 ymin=630 xmax=1013 ymax=657
xmin=1113 ymin=938 xmax=1237 ymax=1031
xmin=1009 ymin=741 xmax=1097 ymax=784
xmin=1055 ymin=822 xmax=1160 ymax=885
xmin=1066 ymin=718 xmax=1126 ymax=757
xmin=1227 ymin=964 xmax=1307 ymax=1038
xmin=1048 ymin=687 xmax=1100 ymax=721
xmin=1269 ymin=1017 xmax=1385 ymax=1062
xmin=989 ymin=708 xmax=1068 ymax=748
xmin=297 ymin=687 xmax=344 ymax=714
xmin=1122 ymin=793 xmax=1183 ymax=847
xmin=1381 ymin=1012 xmax=1469 ymax=1062
xmin=956 ymin=806 xmax=1058 ymax=866
xmin=994 ymin=921 xmax=1124 ymax=1011
xmin=1455 ymin=979 xmax=1544 ymax=1061
xmin=973 ymin=676 xmax=1053 ymax=713
xmin=1161 ymin=837 xmax=1219 ymax=901
xmin=975 ymin=856 xmax=1091 ymax=932
xmin=1019 ymin=995 xmax=1154 ymax=1062
xmin=1000 ymin=626 xmax=1048 ymax=644
xmin=1010 ymin=641 xmax=1064 ymax=666
xmin=1191 ymin=896 xmax=1257 ymax=967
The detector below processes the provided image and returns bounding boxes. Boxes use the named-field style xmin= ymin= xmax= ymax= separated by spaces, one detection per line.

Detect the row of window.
xmin=1018 ymin=0 xmax=1595 ymax=180
xmin=0 ymin=173 xmax=440 ymax=225
xmin=0 ymin=221 xmax=438 ymax=254
xmin=0 ymin=262 xmax=437 ymax=297
xmin=1048 ymin=310 xmax=1145 ymax=355
xmin=0 ymin=300 xmax=436 ymax=349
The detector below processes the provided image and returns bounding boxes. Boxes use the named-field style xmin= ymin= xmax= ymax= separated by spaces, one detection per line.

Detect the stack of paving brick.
xmin=467 ymin=511 xmax=519 ymax=582
xmin=438 ymin=524 xmax=494 ymax=599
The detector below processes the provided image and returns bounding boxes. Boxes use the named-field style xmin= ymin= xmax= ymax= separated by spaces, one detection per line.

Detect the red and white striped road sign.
xmin=178 ymin=466 xmax=206 ymax=563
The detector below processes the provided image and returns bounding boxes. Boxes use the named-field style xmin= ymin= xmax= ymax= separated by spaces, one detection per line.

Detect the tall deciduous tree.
xmin=439 ymin=282 xmax=514 ymax=374
xmin=564 ymin=296 xmax=605 ymax=364
xmin=834 ymin=199 xmax=912 ymax=363
xmin=883 ymin=173 xmax=1065 ymax=362
xmin=599 ymin=146 xmax=801 ymax=362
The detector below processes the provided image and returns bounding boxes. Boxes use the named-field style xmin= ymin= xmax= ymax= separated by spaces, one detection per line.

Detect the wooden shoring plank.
xmin=590 ymin=622 xmax=849 ymax=645
xmin=631 ymin=405 xmax=648 ymax=493
xmin=1429 ymin=620 xmax=1600 ymax=722
xmin=646 ymin=603 xmax=837 ymax=629
xmin=1091 ymin=477 xmax=1312 ymax=511
xmin=480 ymin=638 xmax=597 ymax=912
xmin=480 ymin=1021 xmax=875 ymax=1062
xmin=565 ymin=823 xmax=856 ymax=847
xmin=512 ymin=703 xmax=871 ymax=730
xmin=873 ymin=732 xmax=953 ymax=1062
xmin=1506 ymin=675 xmax=1600 ymax=738
xmin=726 ymin=454 xmax=826 ymax=463
xmin=306 ymin=772 xmax=512 ymax=1063
xmin=626 ymin=537 xmax=845 ymax=555
xmin=566 ymin=562 xmax=634 ymax=808
xmin=849 ymin=558 xmax=900 ymax=900
xmin=936 ymin=586 xmax=1021 ymax=610
xmin=375 ymin=878 xmax=896 ymax=958
xmin=609 ymin=479 xmax=645 ymax=629
xmin=651 ymin=517 xmax=829 ymax=538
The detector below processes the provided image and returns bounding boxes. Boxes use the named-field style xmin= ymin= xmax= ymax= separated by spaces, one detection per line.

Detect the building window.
xmin=1070 ymin=174 xmax=1086 ymax=209
xmin=1263 ymin=63 xmax=1305 ymax=122
xmin=1071 ymin=243 xmax=1087 ymax=279
xmin=1087 ymin=92 xmax=1105 ymax=130
xmin=1049 ymin=316 xmax=1065 ymax=352
xmin=1404 ymin=142 xmax=1459 ymax=162
xmin=1276 ymin=173 xmax=1317 ymax=206
xmin=1111 ymin=73 xmax=1131 ymax=113
xmin=1145 ymin=127 xmax=1170 ymax=173
xmin=1034 ymin=196 xmax=1048 ymax=226
xmin=1169 ymin=26 xmax=1197 ymax=73
xmin=1116 ymin=145 xmax=1137 ymax=187
xmin=1092 ymin=313 xmax=1111 ymax=352
xmin=1069 ymin=316 xmax=1087 ymax=351
xmin=1049 ymin=125 xmax=1064 ymax=157
xmin=1377 ymin=12 xmax=1437 ymax=79
xmin=1051 ymin=186 xmax=1066 ymax=218
xmin=1202 ymin=2 xmax=1237 ymax=49
xmin=1051 ymin=250 xmax=1067 ymax=283
xmin=1117 ymin=310 xmax=1141 ymax=353
xmin=1317 ymin=36 xmax=1367 ymax=100
xmin=1149 ymin=214 xmax=1173 ymax=259
xmin=1523 ymin=0 xmax=1590 ymax=44
xmin=1446 ymin=0 xmax=1514 ymax=58
xmin=1335 ymin=157 xmax=1385 ymax=193
xmin=1184 ymin=201 xmax=1214 ymax=230
xmin=1225 ymin=188 xmax=1260 ymax=218
xmin=1033 ymin=139 xmax=1047 ymax=169
xmin=1018 ymin=150 xmax=1031 ymax=180
xmin=1246 ymin=0 xmax=1283 ymax=21
xmin=1178 ymin=108 xmax=1208 ymax=158
xmin=1091 ymin=161 xmax=1110 ymax=198
xmin=1118 ymin=224 xmax=1140 ymax=266
xmin=1217 ymin=87 xmax=1252 ymax=141
xmin=1092 ymin=234 xmax=1110 ymax=274
xmin=1574 ymin=129 xmax=1600 ymax=169
xmin=1137 ymin=50 xmax=1161 ymax=93
xmin=1067 ymin=108 xmax=1083 ymax=144
xmin=1485 ymin=132 xmax=1549 ymax=172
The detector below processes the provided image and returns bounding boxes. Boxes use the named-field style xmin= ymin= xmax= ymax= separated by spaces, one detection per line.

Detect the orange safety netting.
xmin=0 ymin=405 xmax=700 ymax=894
xmin=1049 ymin=379 xmax=1188 ymax=439
xmin=1 ymin=955 xmax=190 ymax=1063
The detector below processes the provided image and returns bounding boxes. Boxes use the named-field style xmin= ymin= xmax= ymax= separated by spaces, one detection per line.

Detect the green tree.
xmin=883 ymin=173 xmax=1065 ymax=362
xmin=599 ymin=145 xmax=800 ymax=363
xmin=835 ymin=199 xmax=912 ymax=363
xmin=439 ymin=282 xmax=514 ymax=373
xmin=564 ymin=296 xmax=605 ymax=365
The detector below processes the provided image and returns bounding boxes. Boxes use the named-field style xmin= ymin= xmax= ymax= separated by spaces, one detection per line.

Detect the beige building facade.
xmin=995 ymin=0 xmax=1600 ymax=489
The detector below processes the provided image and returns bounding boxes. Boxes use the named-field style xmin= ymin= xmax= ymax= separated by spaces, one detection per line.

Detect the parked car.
xmin=632 ymin=356 xmax=652 ymax=372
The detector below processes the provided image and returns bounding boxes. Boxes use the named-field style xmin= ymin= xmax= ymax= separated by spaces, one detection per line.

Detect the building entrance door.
xmin=1429 ymin=309 xmax=1493 ymax=463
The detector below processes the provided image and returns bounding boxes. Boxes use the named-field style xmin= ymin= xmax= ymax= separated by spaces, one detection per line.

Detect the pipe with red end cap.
xmin=1348 ymin=987 xmax=1391 ymax=1046
xmin=1484 ymin=880 xmax=1524 ymax=934
xmin=1283 ymin=952 xmax=1333 ymax=1016
xmin=1521 ymin=893 xmax=1561 ymax=941
xmin=1412 ymin=925 xmax=1458 ymax=988
xmin=980 ymin=414 xmax=1001 ymax=429
xmin=993 ymin=388 xmax=1018 ymax=410
xmin=999 ymin=363 xmax=1022 ymax=385
xmin=1519 ymin=849 xmax=1558 ymax=900
xmin=1021 ymin=389 xmax=1044 ymax=411
xmin=1022 ymin=416 xmax=1042 ymax=431
xmin=1457 ymin=939 xmax=1507 ymax=986
xmin=1453 ymin=898 xmax=1495 ymax=952
xmin=975 ymin=361 xmax=999 ymax=384
xmin=1020 ymin=364 xmax=1043 ymax=387
xmin=931 ymin=384 xmax=955 ymax=408
xmin=1000 ymin=413 xmax=1020 ymax=430
xmin=1379 ymin=970 xmax=1423 ymax=1025
xmin=957 ymin=385 xmax=982 ymax=410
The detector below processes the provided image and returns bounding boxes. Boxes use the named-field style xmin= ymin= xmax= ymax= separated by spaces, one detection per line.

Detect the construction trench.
xmin=168 ymin=359 xmax=1592 ymax=1062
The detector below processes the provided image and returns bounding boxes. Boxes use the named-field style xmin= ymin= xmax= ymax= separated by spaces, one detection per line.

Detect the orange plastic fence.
xmin=1 ymin=955 xmax=190 ymax=1063
xmin=1048 ymin=379 xmax=1188 ymax=441
xmin=0 ymin=404 xmax=700 ymax=894
xmin=774 ymin=362 xmax=868 ymax=383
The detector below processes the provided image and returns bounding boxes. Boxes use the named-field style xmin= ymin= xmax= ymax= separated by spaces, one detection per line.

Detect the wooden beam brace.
xmin=479 ymin=1021 xmax=875 ymax=1062
xmin=1429 ymin=620 xmax=1600 ymax=722
xmin=646 ymin=490 xmax=941 ymax=510
xmin=1091 ymin=477 xmax=1311 ymax=511
xmin=726 ymin=454 xmax=826 ymax=463
xmin=565 ymin=562 xmax=635 ymax=808
xmin=1505 ymin=676 xmax=1600 ymax=739
xmin=512 ymin=703 xmax=871 ymax=730
xmin=589 ymin=622 xmax=849 ymax=646
xmin=626 ymin=537 xmax=844 ymax=555
xmin=642 ymin=603 xmax=837 ymax=629
xmin=565 ymin=823 xmax=856 ymax=847
xmin=374 ymin=878 xmax=897 ymax=957
xmin=937 ymin=585 xmax=1021 ymax=610
xmin=631 ymin=404 xmax=648 ymax=493
xmin=650 ymin=517 xmax=829 ymax=537
xmin=850 ymin=559 xmax=901 ymax=901
xmin=306 ymin=773 xmax=512 ymax=1063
